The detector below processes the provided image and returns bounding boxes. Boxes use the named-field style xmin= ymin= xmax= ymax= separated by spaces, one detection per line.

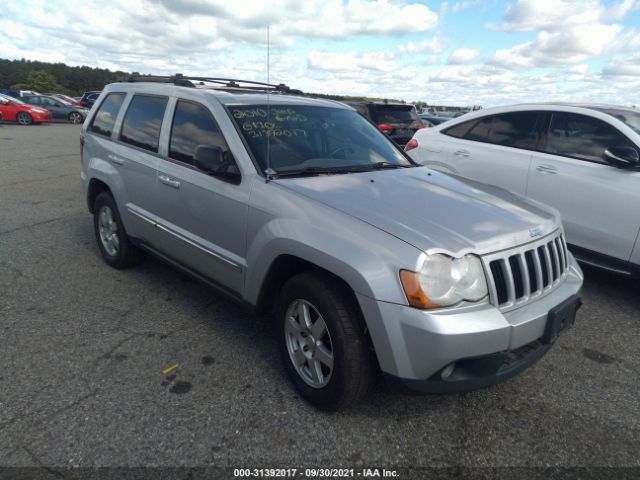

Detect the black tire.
xmin=16 ymin=112 xmax=33 ymax=125
xmin=69 ymin=111 xmax=83 ymax=124
xmin=277 ymin=271 xmax=376 ymax=411
xmin=93 ymin=191 xmax=146 ymax=269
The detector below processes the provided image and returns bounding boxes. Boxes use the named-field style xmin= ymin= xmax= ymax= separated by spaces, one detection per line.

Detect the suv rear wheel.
xmin=93 ymin=191 xmax=146 ymax=269
xmin=277 ymin=272 xmax=376 ymax=410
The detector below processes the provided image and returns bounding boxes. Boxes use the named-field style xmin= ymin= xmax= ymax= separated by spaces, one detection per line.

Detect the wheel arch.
xmin=255 ymin=254 xmax=358 ymax=315
xmin=87 ymin=178 xmax=112 ymax=213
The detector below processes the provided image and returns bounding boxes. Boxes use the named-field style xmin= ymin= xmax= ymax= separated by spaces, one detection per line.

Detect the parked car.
xmin=22 ymin=95 xmax=89 ymax=124
xmin=48 ymin=93 xmax=83 ymax=106
xmin=0 ymin=93 xmax=51 ymax=125
xmin=407 ymin=103 xmax=640 ymax=276
xmin=342 ymin=100 xmax=425 ymax=148
xmin=419 ymin=113 xmax=450 ymax=125
xmin=79 ymin=91 xmax=101 ymax=108
xmin=81 ymin=77 xmax=583 ymax=410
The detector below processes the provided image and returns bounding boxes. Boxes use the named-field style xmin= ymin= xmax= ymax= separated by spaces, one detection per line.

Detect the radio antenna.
xmin=264 ymin=24 xmax=275 ymax=182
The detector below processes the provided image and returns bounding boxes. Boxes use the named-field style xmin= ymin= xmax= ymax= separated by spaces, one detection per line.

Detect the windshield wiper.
xmin=270 ymin=166 xmax=356 ymax=178
xmin=269 ymin=162 xmax=413 ymax=179
xmin=345 ymin=161 xmax=412 ymax=172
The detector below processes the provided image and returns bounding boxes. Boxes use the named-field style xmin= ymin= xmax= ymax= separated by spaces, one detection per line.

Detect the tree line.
xmin=0 ymin=58 xmax=127 ymax=95
xmin=0 ymin=57 xmax=440 ymax=110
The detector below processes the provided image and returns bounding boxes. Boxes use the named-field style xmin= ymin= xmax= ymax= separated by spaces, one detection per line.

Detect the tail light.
xmin=416 ymin=124 xmax=426 ymax=130
xmin=404 ymin=138 xmax=418 ymax=152
xmin=377 ymin=123 xmax=393 ymax=134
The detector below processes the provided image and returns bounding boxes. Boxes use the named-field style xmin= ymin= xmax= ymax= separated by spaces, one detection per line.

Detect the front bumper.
xmin=357 ymin=253 xmax=583 ymax=392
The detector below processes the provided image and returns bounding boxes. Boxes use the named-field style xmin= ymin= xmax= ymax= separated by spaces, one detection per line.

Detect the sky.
xmin=1 ymin=0 xmax=640 ymax=107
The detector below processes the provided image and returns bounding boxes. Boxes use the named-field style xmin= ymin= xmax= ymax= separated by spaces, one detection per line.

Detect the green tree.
xmin=11 ymin=69 xmax=64 ymax=92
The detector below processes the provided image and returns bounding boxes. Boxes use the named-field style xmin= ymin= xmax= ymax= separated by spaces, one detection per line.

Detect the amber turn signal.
xmin=399 ymin=270 xmax=440 ymax=309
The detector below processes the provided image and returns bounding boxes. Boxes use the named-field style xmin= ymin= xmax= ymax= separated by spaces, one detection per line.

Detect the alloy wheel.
xmin=285 ymin=299 xmax=334 ymax=388
xmin=98 ymin=205 xmax=120 ymax=257
xmin=70 ymin=112 xmax=83 ymax=124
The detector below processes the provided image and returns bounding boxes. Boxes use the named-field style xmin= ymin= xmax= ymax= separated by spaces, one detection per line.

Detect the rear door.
xmin=430 ymin=111 xmax=540 ymax=195
xmin=0 ymin=96 xmax=18 ymax=121
xmin=526 ymin=111 xmax=640 ymax=262
xmin=91 ymin=92 xmax=166 ymax=243
xmin=153 ymin=98 xmax=248 ymax=293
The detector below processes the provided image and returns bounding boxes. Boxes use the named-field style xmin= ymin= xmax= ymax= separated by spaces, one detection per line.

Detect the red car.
xmin=0 ymin=94 xmax=52 ymax=125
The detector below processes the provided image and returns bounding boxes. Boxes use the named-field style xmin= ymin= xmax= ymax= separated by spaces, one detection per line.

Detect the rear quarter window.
xmin=89 ymin=93 xmax=125 ymax=138
xmin=442 ymin=118 xmax=477 ymax=138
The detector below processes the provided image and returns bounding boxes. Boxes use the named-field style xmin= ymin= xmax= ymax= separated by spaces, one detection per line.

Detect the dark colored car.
xmin=79 ymin=91 xmax=101 ymax=108
xmin=22 ymin=95 xmax=89 ymax=124
xmin=418 ymin=113 xmax=450 ymax=125
xmin=343 ymin=101 xmax=425 ymax=147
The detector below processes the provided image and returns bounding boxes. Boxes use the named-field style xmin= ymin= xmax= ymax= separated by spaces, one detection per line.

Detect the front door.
xmin=527 ymin=111 xmax=640 ymax=262
xmin=154 ymin=99 xmax=249 ymax=294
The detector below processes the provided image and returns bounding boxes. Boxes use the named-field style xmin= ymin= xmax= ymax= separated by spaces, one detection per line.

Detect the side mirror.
xmin=194 ymin=145 xmax=225 ymax=173
xmin=194 ymin=145 xmax=240 ymax=183
xmin=604 ymin=146 xmax=640 ymax=168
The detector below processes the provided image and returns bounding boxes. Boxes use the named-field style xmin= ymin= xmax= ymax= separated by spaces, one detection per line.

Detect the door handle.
xmin=536 ymin=164 xmax=557 ymax=174
xmin=454 ymin=150 xmax=470 ymax=157
xmin=158 ymin=174 xmax=181 ymax=189
xmin=107 ymin=154 xmax=125 ymax=165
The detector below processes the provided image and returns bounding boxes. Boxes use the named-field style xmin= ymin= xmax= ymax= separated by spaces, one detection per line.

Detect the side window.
xmin=487 ymin=111 xmax=539 ymax=148
xmin=120 ymin=95 xmax=168 ymax=153
xmin=544 ymin=112 xmax=635 ymax=163
xmin=26 ymin=97 xmax=39 ymax=105
xmin=464 ymin=116 xmax=494 ymax=142
xmin=442 ymin=119 xmax=476 ymax=138
xmin=89 ymin=93 xmax=125 ymax=138
xmin=169 ymin=100 xmax=237 ymax=173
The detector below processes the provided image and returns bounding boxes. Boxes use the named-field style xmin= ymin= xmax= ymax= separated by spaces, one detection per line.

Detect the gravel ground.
xmin=0 ymin=123 xmax=638 ymax=476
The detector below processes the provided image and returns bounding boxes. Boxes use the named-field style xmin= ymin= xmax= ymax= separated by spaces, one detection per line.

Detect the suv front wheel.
xmin=277 ymin=272 xmax=376 ymax=410
xmin=93 ymin=191 xmax=146 ymax=269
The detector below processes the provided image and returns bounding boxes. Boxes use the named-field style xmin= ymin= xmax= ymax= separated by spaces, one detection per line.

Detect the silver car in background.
xmin=80 ymin=78 xmax=583 ymax=410
xmin=407 ymin=103 xmax=640 ymax=277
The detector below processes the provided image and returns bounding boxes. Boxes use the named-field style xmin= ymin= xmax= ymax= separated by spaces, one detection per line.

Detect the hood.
xmin=275 ymin=167 xmax=560 ymax=255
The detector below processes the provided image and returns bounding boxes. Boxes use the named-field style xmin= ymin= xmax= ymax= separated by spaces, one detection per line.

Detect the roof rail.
xmin=120 ymin=73 xmax=302 ymax=94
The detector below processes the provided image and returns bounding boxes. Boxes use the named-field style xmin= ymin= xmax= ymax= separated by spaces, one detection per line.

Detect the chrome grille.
xmin=482 ymin=231 xmax=569 ymax=311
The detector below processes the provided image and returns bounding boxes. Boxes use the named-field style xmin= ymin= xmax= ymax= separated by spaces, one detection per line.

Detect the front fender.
xmin=244 ymin=217 xmax=419 ymax=306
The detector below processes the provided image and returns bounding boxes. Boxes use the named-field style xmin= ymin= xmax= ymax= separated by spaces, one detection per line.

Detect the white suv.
xmin=406 ymin=104 xmax=640 ymax=277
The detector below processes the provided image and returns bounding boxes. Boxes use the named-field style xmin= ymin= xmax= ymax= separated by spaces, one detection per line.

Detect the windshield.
xmin=229 ymin=105 xmax=413 ymax=174
xmin=590 ymin=108 xmax=640 ymax=135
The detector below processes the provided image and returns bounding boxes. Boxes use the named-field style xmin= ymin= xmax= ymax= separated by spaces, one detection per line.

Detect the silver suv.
xmin=80 ymin=75 xmax=583 ymax=410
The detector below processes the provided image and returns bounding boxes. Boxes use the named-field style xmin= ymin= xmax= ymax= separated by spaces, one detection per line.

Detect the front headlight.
xmin=400 ymin=254 xmax=488 ymax=309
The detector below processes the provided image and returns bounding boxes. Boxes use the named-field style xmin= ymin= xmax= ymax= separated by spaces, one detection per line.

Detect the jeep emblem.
xmin=529 ymin=227 xmax=543 ymax=238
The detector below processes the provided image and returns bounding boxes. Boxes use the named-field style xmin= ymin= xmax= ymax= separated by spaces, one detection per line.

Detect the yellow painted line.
xmin=161 ymin=364 xmax=179 ymax=376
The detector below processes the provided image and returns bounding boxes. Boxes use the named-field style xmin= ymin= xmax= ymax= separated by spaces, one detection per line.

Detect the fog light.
xmin=441 ymin=363 xmax=456 ymax=380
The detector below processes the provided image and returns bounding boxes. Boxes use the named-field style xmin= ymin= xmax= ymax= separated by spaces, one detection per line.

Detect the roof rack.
xmin=121 ymin=73 xmax=302 ymax=94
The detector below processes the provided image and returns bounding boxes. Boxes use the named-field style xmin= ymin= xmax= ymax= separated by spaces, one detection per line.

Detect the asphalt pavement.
xmin=0 ymin=123 xmax=638 ymax=475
